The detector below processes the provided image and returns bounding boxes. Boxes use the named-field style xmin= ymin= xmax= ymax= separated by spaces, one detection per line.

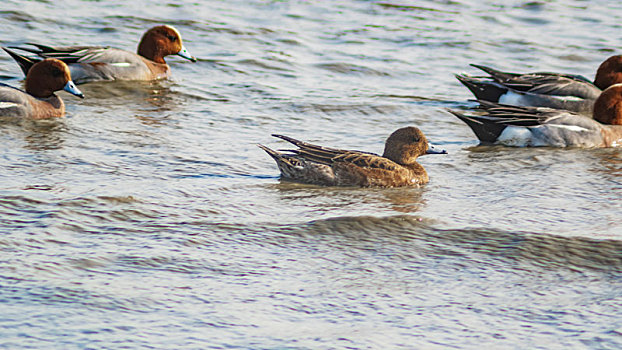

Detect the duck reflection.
xmin=588 ymin=147 xmax=622 ymax=184
xmin=5 ymin=118 xmax=67 ymax=151
xmin=270 ymin=182 xmax=425 ymax=214
xmin=77 ymin=79 xmax=180 ymax=125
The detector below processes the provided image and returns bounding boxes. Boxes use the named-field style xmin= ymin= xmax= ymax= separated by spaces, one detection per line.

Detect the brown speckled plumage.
xmin=258 ymin=127 xmax=445 ymax=187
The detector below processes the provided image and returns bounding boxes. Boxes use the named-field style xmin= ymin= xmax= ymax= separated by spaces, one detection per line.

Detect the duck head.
xmin=25 ymin=58 xmax=84 ymax=99
xmin=137 ymin=25 xmax=197 ymax=64
xmin=382 ymin=126 xmax=446 ymax=165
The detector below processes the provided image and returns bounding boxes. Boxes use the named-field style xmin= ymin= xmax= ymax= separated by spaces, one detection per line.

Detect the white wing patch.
xmin=548 ymin=95 xmax=584 ymax=102
xmin=0 ymin=102 xmax=20 ymax=109
xmin=548 ymin=124 xmax=589 ymax=132
xmin=110 ymin=62 xmax=132 ymax=67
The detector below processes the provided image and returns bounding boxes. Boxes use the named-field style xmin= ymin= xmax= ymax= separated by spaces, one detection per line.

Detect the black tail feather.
xmin=446 ymin=109 xmax=507 ymax=144
xmin=24 ymin=43 xmax=57 ymax=53
xmin=257 ymin=144 xmax=283 ymax=162
xmin=2 ymin=47 xmax=38 ymax=76
xmin=271 ymin=134 xmax=307 ymax=148
xmin=455 ymin=74 xmax=509 ymax=102
xmin=469 ymin=63 xmax=521 ymax=82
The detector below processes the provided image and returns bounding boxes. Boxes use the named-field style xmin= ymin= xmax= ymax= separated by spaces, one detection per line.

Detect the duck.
xmin=258 ymin=127 xmax=447 ymax=187
xmin=447 ymin=84 xmax=622 ymax=148
xmin=0 ymin=58 xmax=84 ymax=119
xmin=2 ymin=25 xmax=197 ymax=84
xmin=455 ymin=56 xmax=622 ymax=117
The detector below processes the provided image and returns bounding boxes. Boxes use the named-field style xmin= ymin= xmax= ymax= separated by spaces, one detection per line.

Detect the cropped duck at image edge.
xmin=0 ymin=58 xmax=83 ymax=119
xmin=448 ymin=83 xmax=622 ymax=148
xmin=455 ymin=55 xmax=622 ymax=117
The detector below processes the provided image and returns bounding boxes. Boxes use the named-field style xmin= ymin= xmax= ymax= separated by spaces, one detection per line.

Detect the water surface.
xmin=0 ymin=0 xmax=621 ymax=348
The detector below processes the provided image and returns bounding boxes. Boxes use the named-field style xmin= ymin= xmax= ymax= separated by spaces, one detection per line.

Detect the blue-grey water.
xmin=1 ymin=0 xmax=621 ymax=349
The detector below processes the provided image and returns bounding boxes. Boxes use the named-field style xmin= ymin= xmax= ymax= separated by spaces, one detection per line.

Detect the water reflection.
xmin=381 ymin=187 xmax=425 ymax=213
xmin=270 ymin=181 xmax=425 ymax=214
xmin=76 ymin=80 xmax=183 ymax=125
xmin=0 ymin=118 xmax=68 ymax=151
xmin=590 ymin=148 xmax=622 ymax=178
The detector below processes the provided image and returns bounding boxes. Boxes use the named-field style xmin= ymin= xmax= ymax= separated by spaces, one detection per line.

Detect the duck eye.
xmin=167 ymin=35 xmax=177 ymax=42
xmin=412 ymin=136 xmax=420 ymax=143
xmin=51 ymin=67 xmax=63 ymax=78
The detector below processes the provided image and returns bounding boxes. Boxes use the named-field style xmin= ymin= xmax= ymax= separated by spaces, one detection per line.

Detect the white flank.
xmin=0 ymin=102 xmax=19 ymax=109
xmin=499 ymin=91 xmax=584 ymax=104
xmin=110 ymin=62 xmax=132 ymax=67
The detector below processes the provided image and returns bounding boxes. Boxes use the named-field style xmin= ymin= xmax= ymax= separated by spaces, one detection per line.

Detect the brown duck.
xmin=258 ymin=127 xmax=446 ymax=187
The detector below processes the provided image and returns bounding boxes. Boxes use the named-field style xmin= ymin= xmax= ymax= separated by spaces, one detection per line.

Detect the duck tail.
xmin=469 ymin=64 xmax=519 ymax=82
xmin=446 ymin=109 xmax=506 ymax=144
xmin=2 ymin=47 xmax=39 ymax=76
xmin=271 ymin=134 xmax=307 ymax=148
xmin=455 ymin=73 xmax=509 ymax=102
xmin=257 ymin=143 xmax=284 ymax=162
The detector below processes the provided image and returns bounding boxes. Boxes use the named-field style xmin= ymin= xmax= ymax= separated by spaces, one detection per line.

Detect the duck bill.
xmin=177 ymin=45 xmax=197 ymax=62
xmin=426 ymin=143 xmax=447 ymax=154
xmin=63 ymin=80 xmax=84 ymax=99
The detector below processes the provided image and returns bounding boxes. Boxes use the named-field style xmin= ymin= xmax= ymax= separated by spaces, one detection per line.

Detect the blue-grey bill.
xmin=177 ymin=45 xmax=197 ymax=62
xmin=426 ymin=143 xmax=447 ymax=154
xmin=64 ymin=80 xmax=84 ymax=99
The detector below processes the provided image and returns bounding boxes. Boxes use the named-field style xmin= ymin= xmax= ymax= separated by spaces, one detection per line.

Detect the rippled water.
xmin=1 ymin=0 xmax=621 ymax=348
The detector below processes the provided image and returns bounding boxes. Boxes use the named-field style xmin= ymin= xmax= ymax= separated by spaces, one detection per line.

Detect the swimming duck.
xmin=0 ymin=58 xmax=84 ymax=119
xmin=455 ymin=56 xmax=622 ymax=117
xmin=258 ymin=127 xmax=447 ymax=187
xmin=3 ymin=25 xmax=196 ymax=84
xmin=448 ymin=84 xmax=622 ymax=147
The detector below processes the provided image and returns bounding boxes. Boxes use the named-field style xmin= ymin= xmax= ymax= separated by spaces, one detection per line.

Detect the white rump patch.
xmin=498 ymin=91 xmax=524 ymax=105
xmin=110 ymin=62 xmax=132 ymax=67
xmin=497 ymin=126 xmax=533 ymax=146
xmin=0 ymin=102 xmax=20 ymax=109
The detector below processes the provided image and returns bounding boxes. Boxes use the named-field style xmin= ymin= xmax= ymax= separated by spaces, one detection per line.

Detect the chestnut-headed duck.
xmin=258 ymin=127 xmax=447 ymax=187
xmin=0 ymin=58 xmax=84 ymax=119
xmin=455 ymin=56 xmax=622 ymax=117
xmin=448 ymin=84 xmax=622 ymax=148
xmin=3 ymin=25 xmax=196 ymax=84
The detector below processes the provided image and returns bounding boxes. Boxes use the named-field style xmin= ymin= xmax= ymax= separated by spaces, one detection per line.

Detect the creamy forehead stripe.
xmin=164 ymin=25 xmax=182 ymax=39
